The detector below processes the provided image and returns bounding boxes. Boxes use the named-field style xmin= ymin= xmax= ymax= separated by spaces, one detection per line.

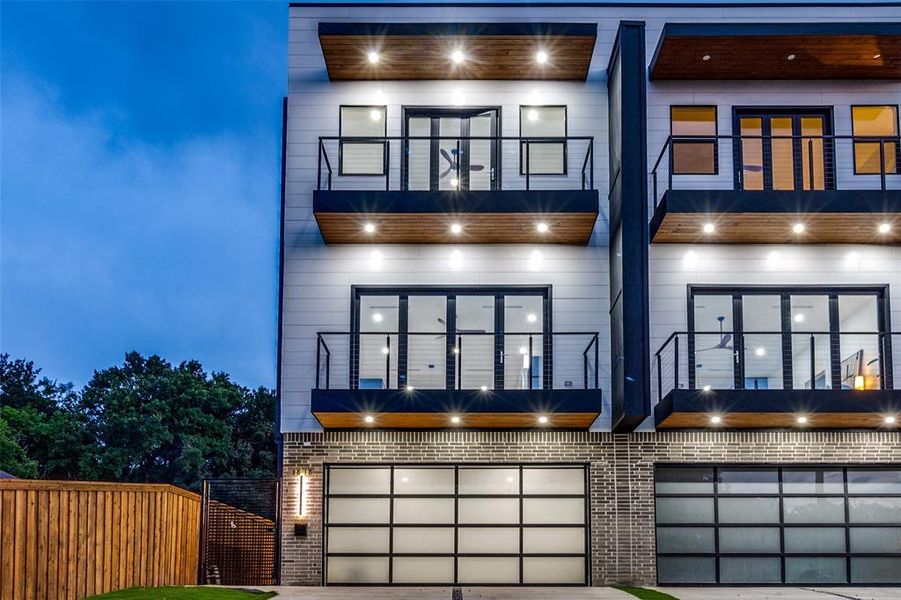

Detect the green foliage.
xmin=0 ymin=352 xmax=276 ymax=489
xmin=614 ymin=587 xmax=681 ymax=600
xmin=88 ymin=587 xmax=276 ymax=600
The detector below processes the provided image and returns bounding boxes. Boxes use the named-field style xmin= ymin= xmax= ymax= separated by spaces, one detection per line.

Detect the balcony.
xmin=311 ymin=331 xmax=602 ymax=429
xmin=653 ymin=331 xmax=901 ymax=429
xmin=649 ymin=134 xmax=901 ymax=244
xmin=314 ymin=135 xmax=598 ymax=244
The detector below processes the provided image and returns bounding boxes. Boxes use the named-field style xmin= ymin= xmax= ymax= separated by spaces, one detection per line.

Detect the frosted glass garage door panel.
xmin=458 ymin=527 xmax=519 ymax=554
xmin=393 ymin=527 xmax=455 ymax=554
xmin=849 ymin=497 xmax=901 ymax=523
xmin=523 ymin=498 xmax=584 ymax=524
xmin=393 ymin=498 xmax=455 ymax=524
xmin=327 ymin=557 xmax=389 ymax=583
xmin=329 ymin=468 xmax=391 ymax=494
xmin=327 ymin=527 xmax=389 ymax=553
xmin=523 ymin=527 xmax=585 ymax=554
xmin=458 ymin=497 xmax=519 ymax=524
xmin=458 ymin=467 xmax=519 ymax=494
xmin=850 ymin=527 xmax=901 ymax=553
xmin=523 ymin=557 xmax=585 ymax=584
xmin=523 ymin=467 xmax=584 ymax=494
xmin=328 ymin=498 xmax=390 ymax=524
xmin=656 ymin=497 xmax=714 ymax=524
xmin=392 ymin=557 xmax=454 ymax=583
xmin=851 ymin=558 xmax=901 ymax=584
xmin=458 ymin=557 xmax=519 ymax=584
xmin=394 ymin=468 xmax=454 ymax=495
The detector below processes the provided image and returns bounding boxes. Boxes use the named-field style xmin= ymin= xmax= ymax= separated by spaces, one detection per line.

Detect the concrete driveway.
xmin=255 ymin=586 xmax=901 ymax=600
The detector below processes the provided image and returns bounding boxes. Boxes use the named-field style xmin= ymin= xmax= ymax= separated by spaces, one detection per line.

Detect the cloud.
xmin=1 ymin=73 xmax=280 ymax=388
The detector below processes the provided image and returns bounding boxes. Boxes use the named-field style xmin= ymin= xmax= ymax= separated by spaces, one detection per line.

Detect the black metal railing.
xmin=315 ymin=331 xmax=600 ymax=392
xmin=653 ymin=330 xmax=898 ymax=402
xmin=317 ymin=135 xmax=595 ymax=192
xmin=649 ymin=134 xmax=900 ymax=208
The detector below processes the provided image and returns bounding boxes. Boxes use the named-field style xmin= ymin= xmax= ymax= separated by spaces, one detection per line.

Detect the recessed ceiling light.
xmin=793 ymin=223 xmax=806 ymax=234
xmin=372 ymin=312 xmax=383 ymax=323
xmin=538 ymin=415 xmax=549 ymax=424
xmin=451 ymin=49 xmax=465 ymax=64
xmin=702 ymin=385 xmax=712 ymax=392
xmin=406 ymin=385 xmax=415 ymax=392
xmin=702 ymin=54 xmax=711 ymax=61
xmin=787 ymin=54 xmax=796 ymax=61
xmin=878 ymin=222 xmax=891 ymax=234
xmin=796 ymin=415 xmax=808 ymax=425
xmin=527 ymin=108 xmax=540 ymax=122
xmin=450 ymin=415 xmax=461 ymax=425
xmin=755 ymin=347 xmax=766 ymax=357
xmin=450 ymin=223 xmax=463 ymax=234
xmin=364 ymin=415 xmax=375 ymax=424
xmin=536 ymin=222 xmax=549 ymax=233
xmin=885 ymin=415 xmax=897 ymax=425
xmin=873 ymin=53 xmax=882 ymax=59
xmin=794 ymin=314 xmax=805 ymax=323
xmin=480 ymin=385 xmax=488 ymax=392
xmin=364 ymin=222 xmax=376 ymax=234
xmin=535 ymin=50 xmax=548 ymax=64
xmin=526 ymin=313 xmax=537 ymax=323
xmin=710 ymin=415 xmax=722 ymax=425
xmin=702 ymin=222 xmax=716 ymax=234
xmin=367 ymin=51 xmax=380 ymax=64
xmin=380 ymin=346 xmax=390 ymax=355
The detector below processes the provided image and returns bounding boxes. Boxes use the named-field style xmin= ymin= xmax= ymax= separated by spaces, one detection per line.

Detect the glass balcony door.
xmin=403 ymin=108 xmax=499 ymax=191
xmin=735 ymin=109 xmax=834 ymax=192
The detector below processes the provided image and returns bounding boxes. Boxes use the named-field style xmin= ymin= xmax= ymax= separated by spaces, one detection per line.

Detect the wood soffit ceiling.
xmin=650 ymin=22 xmax=901 ymax=81
xmin=318 ymin=22 xmax=598 ymax=80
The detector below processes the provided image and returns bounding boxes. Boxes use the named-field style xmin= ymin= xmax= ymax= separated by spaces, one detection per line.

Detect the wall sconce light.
xmin=295 ymin=470 xmax=308 ymax=517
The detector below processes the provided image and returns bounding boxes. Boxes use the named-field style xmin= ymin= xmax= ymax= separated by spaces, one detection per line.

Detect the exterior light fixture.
xmin=755 ymin=347 xmax=766 ymax=357
xmin=787 ymin=54 xmax=796 ymax=61
xmin=364 ymin=222 xmax=376 ymax=234
xmin=450 ymin=223 xmax=463 ymax=234
xmin=885 ymin=415 xmax=897 ymax=425
xmin=364 ymin=415 xmax=375 ymax=424
xmin=702 ymin=223 xmax=715 ymax=234
xmin=367 ymin=51 xmax=380 ymax=64
xmin=518 ymin=346 xmax=528 ymax=355
xmin=536 ymin=222 xmax=549 ymax=233
xmin=702 ymin=385 xmax=712 ymax=392
xmin=796 ymin=415 xmax=808 ymax=425
xmin=873 ymin=53 xmax=882 ymax=59
xmin=369 ymin=109 xmax=382 ymax=122
xmin=406 ymin=385 xmax=415 ymax=392
xmin=854 ymin=375 xmax=865 ymax=390
xmin=878 ymin=223 xmax=891 ymax=234
xmin=381 ymin=347 xmax=390 ymax=355
xmin=450 ymin=178 xmax=459 ymax=188
xmin=794 ymin=314 xmax=805 ymax=323
xmin=296 ymin=472 xmax=307 ymax=516
xmin=451 ymin=49 xmax=465 ymax=64
xmin=450 ymin=415 xmax=461 ymax=425
xmin=793 ymin=223 xmax=806 ymax=234
xmin=453 ymin=347 xmax=460 ymax=354
xmin=710 ymin=415 xmax=722 ymax=425
xmin=480 ymin=385 xmax=488 ymax=392
xmin=372 ymin=312 xmax=383 ymax=323
xmin=527 ymin=109 xmax=540 ymax=122
xmin=702 ymin=54 xmax=711 ymax=61
xmin=526 ymin=313 xmax=537 ymax=323
xmin=538 ymin=415 xmax=549 ymax=425
xmin=536 ymin=50 xmax=548 ymax=64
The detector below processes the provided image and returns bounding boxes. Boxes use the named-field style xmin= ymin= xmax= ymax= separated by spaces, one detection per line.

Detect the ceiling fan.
xmin=439 ymin=148 xmax=485 ymax=180
xmin=697 ymin=316 xmax=733 ymax=352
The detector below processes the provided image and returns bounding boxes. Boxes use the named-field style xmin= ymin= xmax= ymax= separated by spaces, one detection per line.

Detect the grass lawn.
xmin=89 ymin=587 xmax=276 ymax=600
xmin=614 ymin=587 xmax=680 ymax=600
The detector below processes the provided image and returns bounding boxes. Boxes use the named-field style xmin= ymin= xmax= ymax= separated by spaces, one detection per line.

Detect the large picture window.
xmin=688 ymin=286 xmax=890 ymax=391
xmin=656 ymin=465 xmax=901 ymax=585
xmin=339 ymin=105 xmax=387 ymax=175
xmin=852 ymin=105 xmax=899 ymax=175
xmin=670 ymin=106 xmax=718 ymax=175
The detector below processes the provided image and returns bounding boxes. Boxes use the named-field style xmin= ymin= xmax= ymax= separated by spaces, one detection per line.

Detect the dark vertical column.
xmin=276 ymin=96 xmax=287 ymax=475
xmin=607 ymin=22 xmax=650 ymax=432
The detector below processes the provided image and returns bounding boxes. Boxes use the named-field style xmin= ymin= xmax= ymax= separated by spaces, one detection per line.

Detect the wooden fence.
xmin=0 ymin=480 xmax=201 ymax=600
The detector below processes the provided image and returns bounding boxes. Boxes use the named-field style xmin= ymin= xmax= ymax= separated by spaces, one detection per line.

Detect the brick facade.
xmin=279 ymin=430 xmax=900 ymax=586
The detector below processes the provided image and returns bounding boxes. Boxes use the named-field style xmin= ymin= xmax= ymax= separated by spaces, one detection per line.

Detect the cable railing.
xmin=649 ymin=134 xmax=900 ymax=209
xmin=653 ymin=330 xmax=898 ymax=403
xmin=315 ymin=331 xmax=600 ymax=392
xmin=317 ymin=135 xmax=595 ymax=193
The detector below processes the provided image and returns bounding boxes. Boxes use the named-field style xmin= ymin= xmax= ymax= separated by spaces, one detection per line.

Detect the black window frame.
xmin=686 ymin=284 xmax=892 ymax=391
xmin=851 ymin=104 xmax=901 ymax=176
xmin=654 ymin=463 xmax=901 ymax=586
xmin=351 ymin=285 xmax=553 ymax=391
xmin=669 ymin=105 xmax=719 ymax=176
xmin=339 ymin=105 xmax=388 ymax=177
xmin=519 ymin=105 xmax=568 ymax=176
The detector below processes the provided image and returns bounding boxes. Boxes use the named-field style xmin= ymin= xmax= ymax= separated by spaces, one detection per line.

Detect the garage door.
xmin=325 ymin=464 xmax=588 ymax=585
xmin=655 ymin=465 xmax=901 ymax=585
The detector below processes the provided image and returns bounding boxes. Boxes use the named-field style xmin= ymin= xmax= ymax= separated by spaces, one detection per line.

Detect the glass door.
xmin=735 ymin=110 xmax=833 ymax=191
xmin=503 ymin=296 xmax=545 ymax=390
xmin=403 ymin=108 xmax=499 ymax=191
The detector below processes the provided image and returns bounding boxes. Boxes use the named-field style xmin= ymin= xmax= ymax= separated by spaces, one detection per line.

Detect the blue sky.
xmin=1 ymin=2 xmax=287 ymax=389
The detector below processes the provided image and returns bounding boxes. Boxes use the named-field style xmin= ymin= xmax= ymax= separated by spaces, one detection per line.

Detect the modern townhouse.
xmin=277 ymin=1 xmax=901 ymax=587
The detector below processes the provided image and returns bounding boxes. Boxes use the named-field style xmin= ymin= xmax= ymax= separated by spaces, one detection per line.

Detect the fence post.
xmin=385 ymin=139 xmax=391 ymax=191
xmin=810 ymin=335 xmax=816 ymax=390
xmin=317 ymin=140 xmax=322 ymax=191
xmin=594 ymin=333 xmax=599 ymax=390
xmin=880 ymin=139 xmax=887 ymax=191
xmin=315 ymin=335 xmax=321 ymax=389
xmin=657 ymin=353 xmax=662 ymax=401
xmin=457 ymin=335 xmax=462 ymax=390
xmin=807 ymin=139 xmax=814 ymax=190
xmin=386 ymin=335 xmax=391 ymax=389
xmin=525 ymin=141 xmax=531 ymax=191
xmin=674 ymin=335 xmax=680 ymax=390
xmin=528 ymin=335 xmax=534 ymax=390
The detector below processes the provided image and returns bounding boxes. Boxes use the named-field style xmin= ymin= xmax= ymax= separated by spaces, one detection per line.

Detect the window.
xmin=339 ymin=106 xmax=387 ymax=175
xmin=852 ymin=105 xmax=899 ymax=175
xmin=671 ymin=106 xmax=717 ymax=175
xmin=520 ymin=106 xmax=567 ymax=175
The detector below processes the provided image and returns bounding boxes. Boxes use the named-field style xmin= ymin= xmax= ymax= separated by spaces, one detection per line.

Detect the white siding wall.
xmin=285 ymin=4 xmax=901 ymax=433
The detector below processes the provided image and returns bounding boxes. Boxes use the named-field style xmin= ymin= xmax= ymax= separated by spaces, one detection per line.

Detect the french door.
xmin=734 ymin=109 xmax=835 ymax=191
xmin=352 ymin=286 xmax=549 ymax=391
xmin=403 ymin=107 xmax=500 ymax=191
